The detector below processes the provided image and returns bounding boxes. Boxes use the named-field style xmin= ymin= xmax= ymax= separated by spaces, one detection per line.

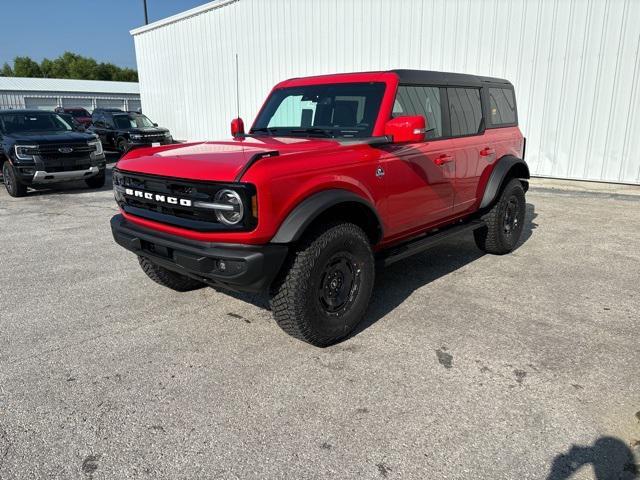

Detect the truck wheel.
xmin=138 ymin=256 xmax=206 ymax=292
xmin=85 ymin=169 xmax=106 ymax=188
xmin=2 ymin=162 xmax=28 ymax=197
xmin=474 ymin=178 xmax=526 ymax=254
xmin=270 ymin=222 xmax=375 ymax=347
xmin=117 ymin=138 xmax=129 ymax=154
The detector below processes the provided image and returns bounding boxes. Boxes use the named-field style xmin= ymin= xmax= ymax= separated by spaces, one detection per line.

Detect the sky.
xmin=0 ymin=0 xmax=212 ymax=69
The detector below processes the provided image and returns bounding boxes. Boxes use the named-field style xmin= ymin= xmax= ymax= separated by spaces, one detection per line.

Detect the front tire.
xmin=85 ymin=169 xmax=106 ymax=188
xmin=138 ymin=256 xmax=206 ymax=292
xmin=270 ymin=222 xmax=375 ymax=347
xmin=117 ymin=138 xmax=129 ymax=155
xmin=2 ymin=162 xmax=28 ymax=197
xmin=474 ymin=178 xmax=526 ymax=254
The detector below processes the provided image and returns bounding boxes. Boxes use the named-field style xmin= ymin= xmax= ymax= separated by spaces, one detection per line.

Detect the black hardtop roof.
xmin=391 ymin=69 xmax=512 ymax=87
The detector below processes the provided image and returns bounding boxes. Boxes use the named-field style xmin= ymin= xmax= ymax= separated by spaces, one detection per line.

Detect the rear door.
xmin=483 ymin=85 xmax=522 ymax=170
xmin=380 ymin=85 xmax=455 ymax=237
xmin=444 ymin=87 xmax=486 ymax=214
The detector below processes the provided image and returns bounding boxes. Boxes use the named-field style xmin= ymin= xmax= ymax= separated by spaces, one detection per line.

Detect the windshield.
xmin=251 ymin=82 xmax=386 ymax=138
xmin=113 ymin=114 xmax=155 ymax=129
xmin=0 ymin=112 xmax=72 ymax=134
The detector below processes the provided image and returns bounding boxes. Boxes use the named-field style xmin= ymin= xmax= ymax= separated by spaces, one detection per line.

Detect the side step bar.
xmin=376 ymin=220 xmax=485 ymax=267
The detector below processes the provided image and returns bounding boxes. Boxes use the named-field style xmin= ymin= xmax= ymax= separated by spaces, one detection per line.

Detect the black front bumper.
xmin=14 ymin=154 xmax=106 ymax=185
xmin=111 ymin=214 xmax=289 ymax=293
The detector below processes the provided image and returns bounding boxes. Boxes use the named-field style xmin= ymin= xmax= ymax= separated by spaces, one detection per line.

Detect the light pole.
xmin=143 ymin=0 xmax=149 ymax=25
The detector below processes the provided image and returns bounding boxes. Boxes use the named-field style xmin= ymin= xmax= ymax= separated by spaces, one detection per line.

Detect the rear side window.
xmin=393 ymin=86 xmax=443 ymax=139
xmin=488 ymin=87 xmax=517 ymax=126
xmin=447 ymin=88 xmax=482 ymax=136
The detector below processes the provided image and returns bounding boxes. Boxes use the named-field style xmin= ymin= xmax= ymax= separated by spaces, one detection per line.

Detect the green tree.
xmin=1 ymin=52 xmax=137 ymax=82
xmin=0 ymin=63 xmax=13 ymax=76
xmin=13 ymin=56 xmax=42 ymax=77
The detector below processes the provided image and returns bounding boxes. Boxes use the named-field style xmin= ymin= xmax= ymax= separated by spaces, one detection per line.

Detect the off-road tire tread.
xmin=270 ymin=222 xmax=373 ymax=347
xmin=138 ymin=256 xmax=205 ymax=292
xmin=474 ymin=178 xmax=525 ymax=254
xmin=2 ymin=163 xmax=27 ymax=197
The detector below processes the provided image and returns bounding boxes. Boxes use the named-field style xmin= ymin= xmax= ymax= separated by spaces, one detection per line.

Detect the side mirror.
xmin=153 ymin=123 xmax=158 ymax=127
xmin=231 ymin=117 xmax=245 ymax=138
xmin=384 ymin=115 xmax=426 ymax=143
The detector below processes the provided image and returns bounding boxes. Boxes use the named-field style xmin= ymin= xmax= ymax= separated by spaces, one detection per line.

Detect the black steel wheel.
xmin=317 ymin=253 xmax=362 ymax=316
xmin=474 ymin=178 xmax=526 ymax=254
xmin=270 ymin=222 xmax=375 ymax=347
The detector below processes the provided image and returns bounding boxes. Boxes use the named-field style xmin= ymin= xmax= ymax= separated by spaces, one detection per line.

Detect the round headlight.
xmin=214 ymin=189 xmax=244 ymax=225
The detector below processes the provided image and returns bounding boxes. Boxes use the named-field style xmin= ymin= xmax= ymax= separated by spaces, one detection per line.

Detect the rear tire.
xmin=2 ymin=162 xmax=28 ymax=197
xmin=269 ymin=222 xmax=375 ymax=347
xmin=138 ymin=256 xmax=206 ymax=292
xmin=85 ymin=169 xmax=106 ymax=188
xmin=474 ymin=178 xmax=526 ymax=254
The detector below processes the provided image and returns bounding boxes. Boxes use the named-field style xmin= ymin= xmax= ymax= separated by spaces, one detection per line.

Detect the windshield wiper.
xmin=250 ymin=127 xmax=280 ymax=135
xmin=289 ymin=128 xmax=335 ymax=138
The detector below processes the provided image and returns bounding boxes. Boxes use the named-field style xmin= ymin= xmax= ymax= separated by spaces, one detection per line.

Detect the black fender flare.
xmin=271 ymin=189 xmax=383 ymax=244
xmin=479 ymin=155 xmax=530 ymax=209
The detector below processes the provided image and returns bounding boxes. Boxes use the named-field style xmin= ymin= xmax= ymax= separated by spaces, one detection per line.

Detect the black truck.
xmin=90 ymin=110 xmax=173 ymax=153
xmin=0 ymin=110 xmax=106 ymax=197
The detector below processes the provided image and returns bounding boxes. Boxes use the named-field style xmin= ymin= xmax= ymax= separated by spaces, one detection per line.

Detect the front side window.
xmin=113 ymin=114 xmax=155 ymax=129
xmin=0 ymin=112 xmax=71 ymax=134
xmin=488 ymin=87 xmax=517 ymax=126
xmin=393 ymin=85 xmax=443 ymax=139
xmin=252 ymin=82 xmax=386 ymax=138
xmin=447 ymin=88 xmax=483 ymax=136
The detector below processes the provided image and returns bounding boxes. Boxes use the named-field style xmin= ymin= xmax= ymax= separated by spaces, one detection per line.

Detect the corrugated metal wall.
xmin=0 ymin=91 xmax=141 ymax=112
xmin=133 ymin=0 xmax=640 ymax=184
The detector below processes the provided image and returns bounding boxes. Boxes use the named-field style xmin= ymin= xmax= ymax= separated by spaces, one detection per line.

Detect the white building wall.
xmin=133 ymin=0 xmax=640 ymax=184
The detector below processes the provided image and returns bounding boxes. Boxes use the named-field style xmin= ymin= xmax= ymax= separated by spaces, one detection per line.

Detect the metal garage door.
xmin=24 ymin=97 xmax=58 ymax=110
xmin=128 ymin=99 xmax=142 ymax=112
xmin=62 ymin=98 xmax=93 ymax=111
xmin=96 ymin=99 xmax=124 ymax=110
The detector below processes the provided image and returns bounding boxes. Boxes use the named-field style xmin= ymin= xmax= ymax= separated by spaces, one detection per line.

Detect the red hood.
xmin=116 ymin=136 xmax=343 ymax=182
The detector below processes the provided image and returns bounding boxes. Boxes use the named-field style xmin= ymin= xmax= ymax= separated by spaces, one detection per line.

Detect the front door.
xmin=379 ymin=85 xmax=455 ymax=238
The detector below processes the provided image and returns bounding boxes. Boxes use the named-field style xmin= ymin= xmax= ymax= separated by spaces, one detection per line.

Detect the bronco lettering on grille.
xmin=124 ymin=188 xmax=192 ymax=207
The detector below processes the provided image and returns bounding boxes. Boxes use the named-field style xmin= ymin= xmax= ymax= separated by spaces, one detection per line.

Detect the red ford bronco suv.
xmin=111 ymin=70 xmax=528 ymax=346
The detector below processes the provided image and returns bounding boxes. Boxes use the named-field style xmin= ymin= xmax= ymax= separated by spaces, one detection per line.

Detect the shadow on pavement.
xmin=547 ymin=436 xmax=639 ymax=480
xmin=225 ymin=203 xmax=538 ymax=342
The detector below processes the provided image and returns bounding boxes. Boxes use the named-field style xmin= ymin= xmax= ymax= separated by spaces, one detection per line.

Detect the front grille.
xmin=141 ymin=134 xmax=166 ymax=140
xmin=37 ymin=142 xmax=95 ymax=160
xmin=112 ymin=169 xmax=256 ymax=232
xmin=45 ymin=160 xmax=92 ymax=173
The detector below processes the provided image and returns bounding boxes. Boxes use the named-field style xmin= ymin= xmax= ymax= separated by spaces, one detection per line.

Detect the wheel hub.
xmin=503 ymin=196 xmax=520 ymax=235
xmin=318 ymin=254 xmax=361 ymax=315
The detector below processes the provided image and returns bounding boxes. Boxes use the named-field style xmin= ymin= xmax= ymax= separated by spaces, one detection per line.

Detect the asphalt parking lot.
xmin=0 ymin=165 xmax=638 ymax=479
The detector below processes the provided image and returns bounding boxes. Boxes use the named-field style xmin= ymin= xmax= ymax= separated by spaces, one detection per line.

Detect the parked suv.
xmin=0 ymin=110 xmax=106 ymax=197
xmin=111 ymin=70 xmax=529 ymax=346
xmin=90 ymin=111 xmax=173 ymax=153
xmin=54 ymin=107 xmax=92 ymax=127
